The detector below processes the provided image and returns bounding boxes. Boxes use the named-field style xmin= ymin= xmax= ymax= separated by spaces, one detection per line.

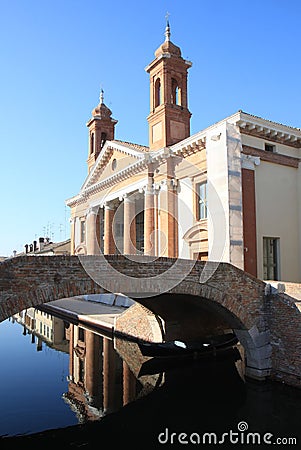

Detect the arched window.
xmin=171 ymin=78 xmax=180 ymax=105
xmin=90 ymin=132 xmax=94 ymax=154
xmin=101 ymin=132 xmax=107 ymax=149
xmin=155 ymin=78 xmax=161 ymax=108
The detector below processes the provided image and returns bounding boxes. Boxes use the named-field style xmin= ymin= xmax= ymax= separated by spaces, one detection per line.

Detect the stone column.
xmin=86 ymin=207 xmax=99 ymax=255
xmin=104 ymin=203 xmax=115 ymax=255
xmin=166 ymin=178 xmax=178 ymax=258
xmin=103 ymin=337 xmax=116 ymax=414
xmin=144 ymin=172 xmax=155 ymax=256
xmin=123 ymin=361 xmax=136 ymax=405
xmin=160 ymin=157 xmax=179 ymax=258
xmin=123 ymin=194 xmax=136 ymax=255
xmin=154 ymin=187 xmax=160 ymax=255
xmin=68 ymin=324 xmax=74 ymax=381
xmin=85 ymin=331 xmax=101 ymax=408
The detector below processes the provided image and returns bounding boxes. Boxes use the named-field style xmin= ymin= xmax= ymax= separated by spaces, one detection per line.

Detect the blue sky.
xmin=0 ymin=0 xmax=300 ymax=256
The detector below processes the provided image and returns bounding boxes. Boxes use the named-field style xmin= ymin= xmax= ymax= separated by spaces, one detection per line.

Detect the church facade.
xmin=66 ymin=22 xmax=301 ymax=283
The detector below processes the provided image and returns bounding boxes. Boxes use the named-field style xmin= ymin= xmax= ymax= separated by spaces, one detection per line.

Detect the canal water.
xmin=0 ymin=306 xmax=300 ymax=448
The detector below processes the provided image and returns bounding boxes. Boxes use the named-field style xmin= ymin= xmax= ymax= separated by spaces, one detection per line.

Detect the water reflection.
xmin=2 ymin=306 xmax=300 ymax=446
xmin=3 ymin=305 xmax=245 ymax=437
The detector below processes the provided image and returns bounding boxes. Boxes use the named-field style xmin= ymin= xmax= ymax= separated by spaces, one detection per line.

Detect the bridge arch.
xmin=1 ymin=255 xmax=301 ymax=387
xmin=116 ymin=281 xmax=271 ymax=382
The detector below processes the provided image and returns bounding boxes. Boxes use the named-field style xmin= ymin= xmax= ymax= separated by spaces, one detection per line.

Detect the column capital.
xmin=165 ymin=177 xmax=179 ymax=191
xmin=123 ymin=193 xmax=136 ymax=203
xmin=144 ymin=185 xmax=155 ymax=195
xmin=86 ymin=206 xmax=99 ymax=216
xmin=241 ymin=154 xmax=260 ymax=170
xmin=153 ymin=184 xmax=161 ymax=194
xmin=104 ymin=201 xmax=115 ymax=211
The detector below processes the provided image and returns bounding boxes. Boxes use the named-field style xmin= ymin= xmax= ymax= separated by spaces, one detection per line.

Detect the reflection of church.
xmin=66 ymin=20 xmax=301 ymax=282
xmin=64 ymin=323 xmax=146 ymax=421
xmin=13 ymin=307 xmax=159 ymax=422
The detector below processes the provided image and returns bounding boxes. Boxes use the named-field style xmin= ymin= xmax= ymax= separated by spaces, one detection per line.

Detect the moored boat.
xmin=138 ymin=346 xmax=242 ymax=377
xmin=138 ymin=332 xmax=238 ymax=358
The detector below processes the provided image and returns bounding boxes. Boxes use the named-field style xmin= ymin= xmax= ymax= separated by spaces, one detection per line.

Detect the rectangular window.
xmin=263 ymin=237 xmax=279 ymax=280
xmin=80 ymin=220 xmax=86 ymax=243
xmin=197 ymin=182 xmax=208 ymax=220
xmin=265 ymin=143 xmax=275 ymax=152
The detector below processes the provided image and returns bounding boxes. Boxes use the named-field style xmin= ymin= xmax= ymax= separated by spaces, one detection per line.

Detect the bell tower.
xmin=146 ymin=20 xmax=192 ymax=151
xmin=86 ymin=89 xmax=118 ymax=173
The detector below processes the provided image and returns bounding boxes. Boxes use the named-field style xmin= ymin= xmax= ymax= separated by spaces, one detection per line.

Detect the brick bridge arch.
xmin=0 ymin=255 xmax=300 ymax=387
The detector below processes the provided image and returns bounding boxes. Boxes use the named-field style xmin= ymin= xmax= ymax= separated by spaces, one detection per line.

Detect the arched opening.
xmin=138 ymin=293 xmax=242 ymax=340
xmin=133 ymin=293 xmax=255 ymax=379
xmin=154 ymin=78 xmax=161 ymax=108
xmin=90 ymin=132 xmax=95 ymax=154
xmin=100 ymin=132 xmax=107 ymax=149
xmin=171 ymin=78 xmax=180 ymax=105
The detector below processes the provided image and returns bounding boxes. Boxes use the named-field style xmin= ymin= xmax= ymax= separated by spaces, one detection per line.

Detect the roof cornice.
xmin=234 ymin=111 xmax=301 ymax=148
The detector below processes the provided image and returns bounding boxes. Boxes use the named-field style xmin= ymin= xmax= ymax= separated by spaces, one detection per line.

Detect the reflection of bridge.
xmin=1 ymin=255 xmax=301 ymax=387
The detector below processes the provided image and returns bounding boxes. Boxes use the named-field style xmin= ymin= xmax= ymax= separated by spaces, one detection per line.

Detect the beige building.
xmin=12 ymin=307 xmax=69 ymax=352
xmin=22 ymin=237 xmax=71 ymax=256
xmin=66 ymin=21 xmax=301 ymax=283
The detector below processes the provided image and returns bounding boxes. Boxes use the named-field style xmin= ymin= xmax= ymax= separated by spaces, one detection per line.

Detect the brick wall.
xmin=266 ymin=292 xmax=301 ymax=385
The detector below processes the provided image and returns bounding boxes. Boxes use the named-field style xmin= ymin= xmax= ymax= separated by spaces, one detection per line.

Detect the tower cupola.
xmin=86 ymin=89 xmax=118 ymax=173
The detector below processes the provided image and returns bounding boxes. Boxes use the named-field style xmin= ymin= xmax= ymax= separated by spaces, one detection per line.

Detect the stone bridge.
xmin=0 ymin=255 xmax=301 ymax=388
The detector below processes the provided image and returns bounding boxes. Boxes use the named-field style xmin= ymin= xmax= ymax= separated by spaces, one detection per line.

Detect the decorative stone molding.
xmin=74 ymin=244 xmax=87 ymax=255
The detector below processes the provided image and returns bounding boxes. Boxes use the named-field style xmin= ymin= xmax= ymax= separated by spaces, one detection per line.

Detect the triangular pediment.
xmin=81 ymin=140 xmax=148 ymax=191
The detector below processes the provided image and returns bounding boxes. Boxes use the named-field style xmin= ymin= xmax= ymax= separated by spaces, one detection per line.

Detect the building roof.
xmin=112 ymin=139 xmax=149 ymax=153
xmin=34 ymin=238 xmax=71 ymax=255
xmin=238 ymin=110 xmax=301 ymax=133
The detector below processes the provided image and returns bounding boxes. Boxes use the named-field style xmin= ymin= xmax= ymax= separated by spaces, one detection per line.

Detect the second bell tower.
xmin=146 ymin=20 xmax=192 ymax=151
xmin=86 ymin=89 xmax=118 ymax=173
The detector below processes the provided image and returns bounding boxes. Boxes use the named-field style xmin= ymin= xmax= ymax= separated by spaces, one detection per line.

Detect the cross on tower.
xmin=165 ymin=11 xmax=170 ymax=25
xmin=165 ymin=12 xmax=171 ymax=41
